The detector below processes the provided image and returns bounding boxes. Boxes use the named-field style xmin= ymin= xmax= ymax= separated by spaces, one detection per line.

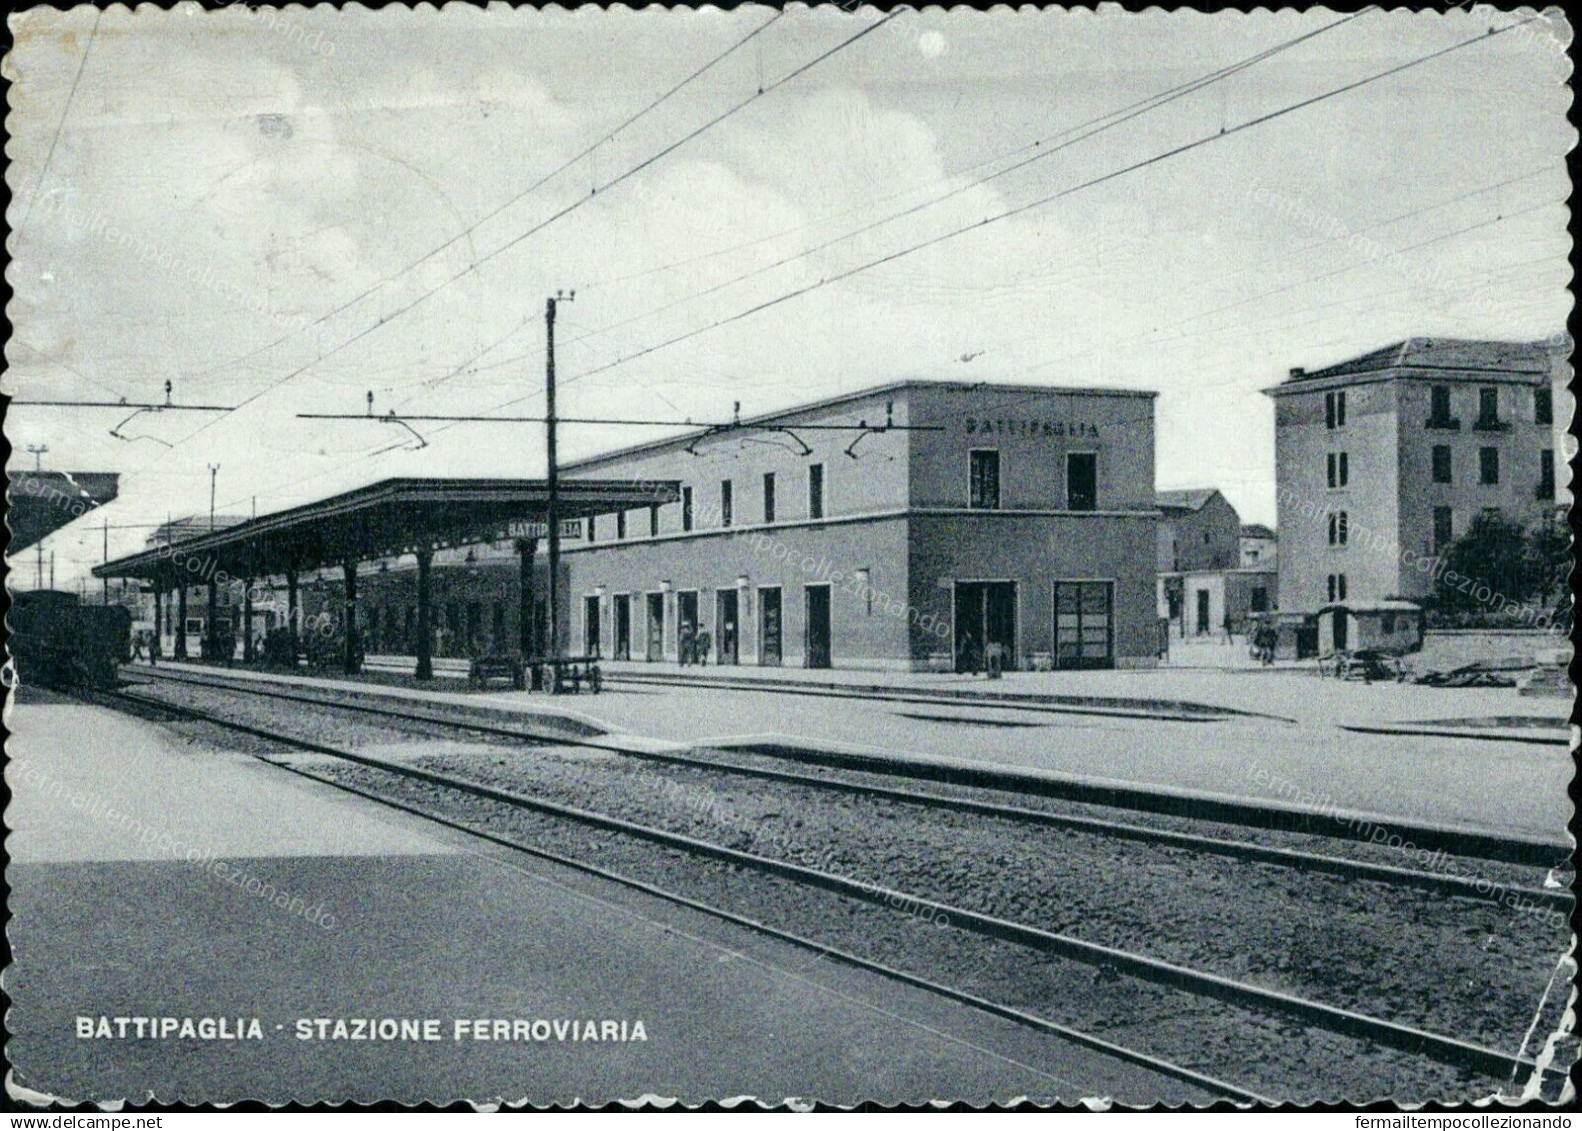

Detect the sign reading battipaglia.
xmin=965 ymin=417 xmax=1100 ymax=438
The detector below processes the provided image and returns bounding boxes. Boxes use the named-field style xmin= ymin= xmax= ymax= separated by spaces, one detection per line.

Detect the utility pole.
xmin=103 ymin=520 xmax=110 ymax=604
xmin=545 ymin=290 xmax=574 ymax=670
xmin=49 ymin=551 xmax=55 ymax=589
xmin=209 ymin=464 xmax=220 ymax=532
xmin=26 ymin=445 xmax=49 ymax=586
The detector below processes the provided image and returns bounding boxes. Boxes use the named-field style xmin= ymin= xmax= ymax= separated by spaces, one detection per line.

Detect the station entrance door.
xmin=1053 ymin=580 xmax=1114 ymax=669
xmin=804 ymin=585 xmax=832 ymax=668
xmin=954 ymin=581 xmax=1017 ymax=672
xmin=646 ymin=594 xmax=664 ymax=661
xmin=716 ymin=589 xmax=739 ymax=664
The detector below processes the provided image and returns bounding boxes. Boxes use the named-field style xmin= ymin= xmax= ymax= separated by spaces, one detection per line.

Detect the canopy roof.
xmin=93 ymin=477 xmax=678 ymax=583
xmin=6 ymin=471 xmax=119 ymax=553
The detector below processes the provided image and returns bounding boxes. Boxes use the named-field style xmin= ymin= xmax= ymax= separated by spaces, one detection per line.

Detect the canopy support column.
xmin=151 ymin=578 xmax=163 ymax=665
xmin=207 ymin=577 xmax=220 ymax=663
xmin=415 ymin=548 xmax=434 ymax=682
xmin=516 ymin=538 xmax=538 ymax=658
xmin=243 ymin=577 xmax=255 ymax=663
xmin=175 ymin=584 xmax=188 ymax=660
xmin=286 ymin=564 xmax=299 ymax=662
xmin=343 ymin=559 xmax=361 ymax=675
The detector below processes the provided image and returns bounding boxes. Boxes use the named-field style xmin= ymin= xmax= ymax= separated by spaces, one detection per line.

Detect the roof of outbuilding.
xmin=1240 ymin=523 xmax=1277 ymax=540
xmin=1155 ymin=487 xmax=1221 ymax=512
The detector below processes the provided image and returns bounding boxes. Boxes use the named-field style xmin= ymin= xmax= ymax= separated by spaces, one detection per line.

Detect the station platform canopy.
xmin=93 ymin=476 xmax=678 ymax=583
xmin=7 ymin=471 xmax=119 ymax=553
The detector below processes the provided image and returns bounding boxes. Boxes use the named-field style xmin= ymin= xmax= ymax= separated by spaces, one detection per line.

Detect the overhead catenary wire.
xmin=538 ymin=9 xmax=1378 ymax=356
xmin=181 ymin=9 xmax=788 ymax=388
xmin=112 ymin=11 xmax=902 ymax=489
xmin=420 ymin=10 xmax=1377 ymax=399
xmin=456 ymin=15 xmax=1543 ymax=425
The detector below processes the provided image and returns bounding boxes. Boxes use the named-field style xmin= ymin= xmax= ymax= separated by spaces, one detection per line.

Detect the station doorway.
xmin=677 ymin=591 xmax=699 ymax=660
xmin=954 ymin=581 xmax=1017 ymax=673
xmin=583 ymin=595 xmax=601 ymax=657
xmin=1053 ymin=580 xmax=1114 ymax=669
xmin=804 ymin=584 xmax=832 ymax=668
xmin=716 ymin=589 xmax=739 ymax=665
xmin=613 ymin=594 xmax=631 ymax=660
xmin=646 ymin=593 xmax=664 ymax=661
xmin=759 ymin=587 xmax=782 ymax=665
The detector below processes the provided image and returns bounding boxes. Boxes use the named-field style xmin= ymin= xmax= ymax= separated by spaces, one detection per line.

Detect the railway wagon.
xmin=9 ymin=589 xmax=131 ymax=690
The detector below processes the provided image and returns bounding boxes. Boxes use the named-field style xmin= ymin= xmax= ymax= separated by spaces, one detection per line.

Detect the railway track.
xmin=99 ymin=671 xmax=1571 ymax=1100
xmin=120 ymin=666 xmax=1570 ymax=902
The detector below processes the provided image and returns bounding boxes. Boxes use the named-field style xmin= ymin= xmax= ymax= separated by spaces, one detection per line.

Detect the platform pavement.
xmin=5 ymin=697 xmax=1213 ymax=1106
xmin=133 ymin=658 xmax=1573 ymax=841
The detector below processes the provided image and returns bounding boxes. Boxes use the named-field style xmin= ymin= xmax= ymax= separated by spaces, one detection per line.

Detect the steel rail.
xmin=105 ymin=683 xmax=1558 ymax=1084
xmin=121 ymin=667 xmax=1571 ymax=907
xmin=96 ymin=687 xmax=1264 ymax=1105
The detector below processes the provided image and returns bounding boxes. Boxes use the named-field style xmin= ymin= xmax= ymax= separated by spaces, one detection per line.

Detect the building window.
xmin=1479 ymin=447 xmax=1500 ymax=485
xmin=587 ymin=516 xmax=596 ymax=543
xmin=1433 ymin=506 xmax=1454 ymax=551
xmin=808 ymin=463 xmax=825 ymax=520
xmin=969 ymin=449 xmax=1001 ymax=509
xmin=721 ymin=480 xmax=733 ymax=527
xmin=1251 ymin=587 xmax=1269 ymax=613
xmin=649 ymin=504 xmax=660 ymax=537
xmin=1536 ymin=386 xmax=1554 ymax=425
xmin=681 ymin=486 xmax=694 ymax=531
xmin=1338 ymin=574 xmax=1347 ymax=600
xmin=1432 ymin=444 xmax=1453 ymax=484
xmin=1328 ymin=512 xmax=1349 ymax=546
xmin=763 ymin=472 xmax=776 ymax=523
xmin=1476 ymin=386 xmax=1501 ymax=429
xmin=1327 ymin=574 xmax=1336 ymax=602
xmin=1428 ymin=385 xmax=1457 ymax=429
xmin=1539 ymin=451 xmax=1556 ymax=501
xmin=1067 ymin=452 xmax=1098 ymax=511
xmin=1327 ymin=452 xmax=1349 ymax=488
xmin=1325 ymin=390 xmax=1346 ymax=429
xmin=616 ymin=511 xmax=627 ymax=540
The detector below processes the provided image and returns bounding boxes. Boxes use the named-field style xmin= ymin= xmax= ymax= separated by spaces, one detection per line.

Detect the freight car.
xmin=9 ymin=589 xmax=131 ymax=690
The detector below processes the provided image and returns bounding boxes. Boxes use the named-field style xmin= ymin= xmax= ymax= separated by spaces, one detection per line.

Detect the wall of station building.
xmin=278 ymin=382 xmax=1161 ymax=672
xmin=565 ymin=517 xmax=916 ymax=668
xmin=906 ymin=512 xmax=1158 ymax=668
xmin=904 ymin=383 xmax=1156 ymax=511
xmin=556 ymin=381 xmax=1160 ymax=671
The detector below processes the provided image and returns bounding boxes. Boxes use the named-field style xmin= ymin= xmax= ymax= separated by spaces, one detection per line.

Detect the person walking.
xmin=678 ymin=621 xmax=695 ymax=667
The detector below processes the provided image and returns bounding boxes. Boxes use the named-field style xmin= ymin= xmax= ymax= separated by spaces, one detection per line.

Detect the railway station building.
xmin=556 ymin=379 xmax=1161 ymax=672
xmin=96 ymin=381 xmax=1163 ymax=676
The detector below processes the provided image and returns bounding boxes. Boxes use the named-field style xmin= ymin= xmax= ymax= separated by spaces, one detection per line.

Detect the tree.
xmin=1428 ymin=510 xmax=1572 ymax=627
xmin=1430 ymin=511 xmax=1538 ymax=616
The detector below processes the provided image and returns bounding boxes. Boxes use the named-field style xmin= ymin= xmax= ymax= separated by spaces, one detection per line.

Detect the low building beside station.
xmin=1155 ymin=489 xmax=1277 ymax=639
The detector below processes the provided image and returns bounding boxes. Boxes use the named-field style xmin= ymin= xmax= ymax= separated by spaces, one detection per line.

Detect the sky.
xmin=4 ymin=3 xmax=1573 ymax=585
